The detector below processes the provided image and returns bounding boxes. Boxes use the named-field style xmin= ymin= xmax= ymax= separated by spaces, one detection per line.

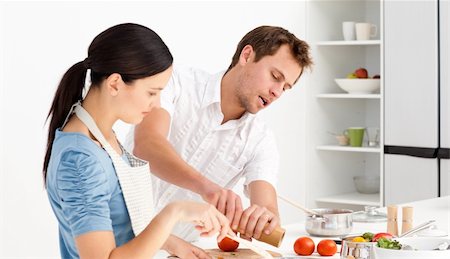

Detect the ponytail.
xmin=43 ymin=61 xmax=87 ymax=179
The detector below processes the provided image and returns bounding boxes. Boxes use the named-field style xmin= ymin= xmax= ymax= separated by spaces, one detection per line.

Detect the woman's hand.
xmin=170 ymin=201 xmax=231 ymax=242
xmin=201 ymin=184 xmax=243 ymax=229
xmin=163 ymin=235 xmax=211 ymax=259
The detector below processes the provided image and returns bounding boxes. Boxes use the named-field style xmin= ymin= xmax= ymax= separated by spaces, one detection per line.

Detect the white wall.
xmin=0 ymin=1 xmax=308 ymax=257
xmin=0 ymin=1 xmax=5 ymax=253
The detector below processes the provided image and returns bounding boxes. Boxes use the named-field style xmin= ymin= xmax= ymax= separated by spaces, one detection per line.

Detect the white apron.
xmin=64 ymin=102 xmax=154 ymax=236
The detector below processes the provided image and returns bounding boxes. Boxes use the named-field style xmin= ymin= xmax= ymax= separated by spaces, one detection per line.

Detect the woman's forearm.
xmin=109 ymin=203 xmax=181 ymax=259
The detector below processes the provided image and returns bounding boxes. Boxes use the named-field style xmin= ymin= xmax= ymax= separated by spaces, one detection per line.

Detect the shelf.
xmin=317 ymin=145 xmax=382 ymax=153
xmin=317 ymin=93 xmax=381 ymax=99
xmin=316 ymin=40 xmax=381 ymax=46
xmin=316 ymin=192 xmax=380 ymax=206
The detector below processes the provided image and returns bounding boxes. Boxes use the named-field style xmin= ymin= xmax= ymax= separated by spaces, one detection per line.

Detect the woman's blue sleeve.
xmin=56 ymin=150 xmax=113 ymax=237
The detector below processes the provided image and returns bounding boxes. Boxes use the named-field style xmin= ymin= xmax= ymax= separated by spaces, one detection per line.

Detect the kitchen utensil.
xmin=344 ymin=127 xmax=365 ymax=147
xmin=256 ymin=225 xmax=286 ymax=247
xmin=366 ymin=127 xmax=380 ymax=147
xmin=398 ymin=220 xmax=435 ymax=238
xmin=305 ymin=208 xmax=353 ymax=236
xmin=335 ymin=78 xmax=380 ymax=94
xmin=401 ymin=206 xmax=413 ymax=234
xmin=225 ymin=234 xmax=274 ymax=258
xmin=278 ymin=195 xmax=355 ymax=236
xmin=341 ymin=236 xmax=375 ymax=259
xmin=352 ymin=206 xmax=387 ymax=223
xmin=336 ymin=134 xmax=349 ymax=146
xmin=342 ymin=21 xmax=356 ymax=41
xmin=353 ymin=176 xmax=380 ymax=194
xmin=415 ymin=227 xmax=448 ymax=237
xmin=374 ymin=237 xmax=450 ymax=259
xmin=355 ymin=23 xmax=377 ymax=40
xmin=277 ymin=194 xmax=321 ymax=217
xmin=387 ymin=205 xmax=399 ymax=236
xmin=434 ymin=242 xmax=450 ymax=250
xmin=327 ymin=131 xmax=349 ymax=146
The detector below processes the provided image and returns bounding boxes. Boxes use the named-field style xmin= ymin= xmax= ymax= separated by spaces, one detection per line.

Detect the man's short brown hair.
xmin=228 ymin=26 xmax=313 ymax=74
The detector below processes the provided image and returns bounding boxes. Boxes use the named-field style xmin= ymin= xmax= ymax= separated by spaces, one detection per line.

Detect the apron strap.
xmin=73 ymin=105 xmax=110 ymax=148
xmin=61 ymin=100 xmax=81 ymax=130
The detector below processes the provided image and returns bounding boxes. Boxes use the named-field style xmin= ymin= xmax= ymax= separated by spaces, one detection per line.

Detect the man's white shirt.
xmin=125 ymin=65 xmax=279 ymax=240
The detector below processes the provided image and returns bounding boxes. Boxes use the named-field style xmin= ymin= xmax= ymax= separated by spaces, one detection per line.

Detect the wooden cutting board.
xmin=205 ymin=248 xmax=282 ymax=259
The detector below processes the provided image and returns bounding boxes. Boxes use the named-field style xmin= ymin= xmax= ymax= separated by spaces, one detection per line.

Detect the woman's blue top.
xmin=46 ymin=130 xmax=134 ymax=258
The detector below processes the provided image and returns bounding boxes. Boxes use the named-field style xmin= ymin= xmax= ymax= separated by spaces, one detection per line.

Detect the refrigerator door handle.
xmin=384 ymin=145 xmax=439 ymax=158
xmin=437 ymin=148 xmax=450 ymax=159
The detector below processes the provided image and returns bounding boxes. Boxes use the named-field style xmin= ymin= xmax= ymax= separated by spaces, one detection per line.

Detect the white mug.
xmin=342 ymin=21 xmax=356 ymax=41
xmin=355 ymin=23 xmax=377 ymax=40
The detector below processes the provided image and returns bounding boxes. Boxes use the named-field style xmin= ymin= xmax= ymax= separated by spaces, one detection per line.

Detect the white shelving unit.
xmin=316 ymin=40 xmax=381 ymax=46
xmin=315 ymin=192 xmax=380 ymax=206
xmin=316 ymin=145 xmax=381 ymax=153
xmin=306 ymin=0 xmax=383 ymax=210
xmin=317 ymin=93 xmax=381 ymax=99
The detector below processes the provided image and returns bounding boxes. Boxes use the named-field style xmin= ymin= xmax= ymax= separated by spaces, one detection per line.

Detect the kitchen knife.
xmin=225 ymin=234 xmax=275 ymax=259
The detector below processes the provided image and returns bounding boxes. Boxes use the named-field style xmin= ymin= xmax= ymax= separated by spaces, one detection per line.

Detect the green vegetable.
xmin=376 ymin=237 xmax=402 ymax=250
xmin=362 ymin=232 xmax=374 ymax=242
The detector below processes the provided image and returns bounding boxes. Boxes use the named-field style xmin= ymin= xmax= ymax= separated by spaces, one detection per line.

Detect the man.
xmin=127 ymin=25 xmax=312 ymax=242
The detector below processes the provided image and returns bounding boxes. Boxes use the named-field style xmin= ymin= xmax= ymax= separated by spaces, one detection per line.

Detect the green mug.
xmin=344 ymin=127 xmax=365 ymax=147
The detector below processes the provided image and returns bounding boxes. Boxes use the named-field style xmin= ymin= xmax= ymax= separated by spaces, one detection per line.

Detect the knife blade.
xmin=225 ymin=234 xmax=275 ymax=259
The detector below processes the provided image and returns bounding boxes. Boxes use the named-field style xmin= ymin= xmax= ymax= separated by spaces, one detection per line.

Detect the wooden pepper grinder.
xmin=401 ymin=206 xmax=414 ymax=234
xmin=255 ymin=225 xmax=286 ymax=247
xmin=387 ymin=205 xmax=399 ymax=236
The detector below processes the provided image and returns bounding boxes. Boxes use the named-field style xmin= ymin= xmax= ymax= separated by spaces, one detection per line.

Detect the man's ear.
xmin=239 ymin=45 xmax=254 ymax=65
xmin=105 ymin=73 xmax=123 ymax=97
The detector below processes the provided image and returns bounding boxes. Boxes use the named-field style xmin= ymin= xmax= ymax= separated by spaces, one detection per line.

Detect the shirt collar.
xmin=202 ymin=70 xmax=256 ymax=128
xmin=201 ymin=70 xmax=225 ymax=108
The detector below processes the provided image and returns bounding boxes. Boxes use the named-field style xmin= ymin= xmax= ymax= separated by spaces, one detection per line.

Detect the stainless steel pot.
xmin=305 ymin=208 xmax=353 ymax=236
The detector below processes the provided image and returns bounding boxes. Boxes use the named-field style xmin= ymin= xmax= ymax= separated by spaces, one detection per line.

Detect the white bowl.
xmin=353 ymin=176 xmax=380 ymax=194
xmin=374 ymin=237 xmax=450 ymax=259
xmin=335 ymin=78 xmax=380 ymax=94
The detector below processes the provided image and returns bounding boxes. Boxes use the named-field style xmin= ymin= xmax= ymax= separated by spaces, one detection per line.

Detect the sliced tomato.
xmin=217 ymin=237 xmax=239 ymax=252
xmin=372 ymin=232 xmax=394 ymax=242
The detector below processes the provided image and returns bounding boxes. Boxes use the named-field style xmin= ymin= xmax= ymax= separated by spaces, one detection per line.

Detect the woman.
xmin=43 ymin=23 xmax=230 ymax=259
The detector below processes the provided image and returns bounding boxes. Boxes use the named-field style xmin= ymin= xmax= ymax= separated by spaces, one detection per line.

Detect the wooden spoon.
xmin=277 ymin=194 xmax=321 ymax=217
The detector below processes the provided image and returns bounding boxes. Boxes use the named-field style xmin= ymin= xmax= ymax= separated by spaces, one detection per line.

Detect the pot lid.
xmin=353 ymin=206 xmax=387 ymax=223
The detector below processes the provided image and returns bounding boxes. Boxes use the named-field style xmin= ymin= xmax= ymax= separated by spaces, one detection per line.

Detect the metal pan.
xmin=305 ymin=208 xmax=353 ymax=236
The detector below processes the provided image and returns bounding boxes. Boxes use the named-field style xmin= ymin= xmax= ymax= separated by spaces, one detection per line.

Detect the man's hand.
xmin=163 ymin=235 xmax=211 ymax=259
xmin=238 ymin=180 xmax=281 ymax=240
xmin=237 ymin=204 xmax=280 ymax=240
xmin=201 ymin=184 xmax=243 ymax=232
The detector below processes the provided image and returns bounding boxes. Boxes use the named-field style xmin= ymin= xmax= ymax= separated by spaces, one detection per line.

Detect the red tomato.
xmin=218 ymin=237 xmax=239 ymax=252
xmin=372 ymin=232 xmax=393 ymax=242
xmin=317 ymin=239 xmax=337 ymax=256
xmin=293 ymin=237 xmax=315 ymax=256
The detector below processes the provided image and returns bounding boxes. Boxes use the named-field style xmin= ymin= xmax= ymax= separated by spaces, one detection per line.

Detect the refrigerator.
xmin=384 ymin=0 xmax=450 ymax=205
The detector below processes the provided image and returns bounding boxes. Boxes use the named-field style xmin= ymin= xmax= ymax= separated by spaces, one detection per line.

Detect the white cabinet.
xmin=305 ymin=0 xmax=383 ymax=210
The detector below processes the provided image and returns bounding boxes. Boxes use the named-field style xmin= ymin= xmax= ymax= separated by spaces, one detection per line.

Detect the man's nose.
xmin=270 ymin=84 xmax=284 ymax=98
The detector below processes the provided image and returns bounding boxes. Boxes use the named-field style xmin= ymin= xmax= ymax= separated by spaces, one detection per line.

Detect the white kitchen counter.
xmin=154 ymin=196 xmax=450 ymax=258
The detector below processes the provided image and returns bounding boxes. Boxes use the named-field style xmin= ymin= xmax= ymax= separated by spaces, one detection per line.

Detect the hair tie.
xmin=83 ymin=58 xmax=90 ymax=69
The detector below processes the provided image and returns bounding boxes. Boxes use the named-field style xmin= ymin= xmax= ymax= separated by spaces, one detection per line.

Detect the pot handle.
xmin=310 ymin=215 xmax=326 ymax=222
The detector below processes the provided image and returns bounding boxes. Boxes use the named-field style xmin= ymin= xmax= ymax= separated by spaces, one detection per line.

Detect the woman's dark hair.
xmin=227 ymin=26 xmax=313 ymax=74
xmin=43 ymin=23 xmax=173 ymax=179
